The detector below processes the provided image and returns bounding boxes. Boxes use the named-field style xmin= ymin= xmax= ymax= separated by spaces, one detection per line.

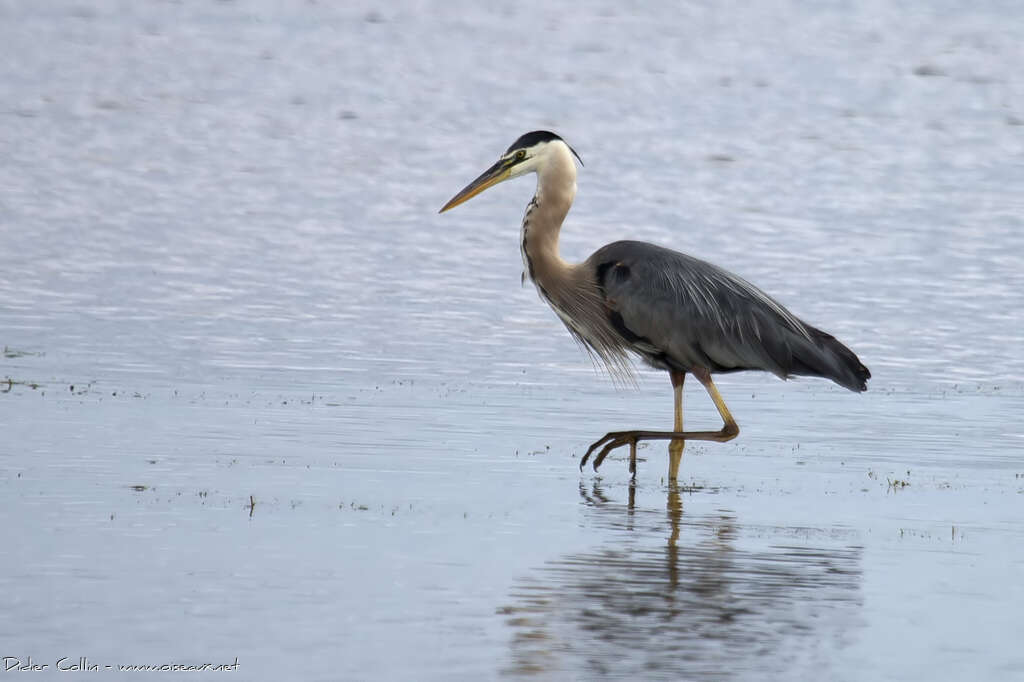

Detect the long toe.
xmin=581 ymin=432 xmax=617 ymax=470
xmin=593 ymin=436 xmax=633 ymax=470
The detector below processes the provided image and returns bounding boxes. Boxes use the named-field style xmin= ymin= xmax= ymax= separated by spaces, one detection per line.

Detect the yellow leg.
xmin=668 ymin=371 xmax=685 ymax=480
xmin=629 ymin=437 xmax=637 ymax=478
xmin=580 ymin=367 xmax=739 ymax=478
xmin=692 ymin=367 xmax=738 ymax=435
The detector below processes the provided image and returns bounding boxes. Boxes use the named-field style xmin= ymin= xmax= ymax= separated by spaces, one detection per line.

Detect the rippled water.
xmin=2 ymin=1 xmax=1023 ymax=680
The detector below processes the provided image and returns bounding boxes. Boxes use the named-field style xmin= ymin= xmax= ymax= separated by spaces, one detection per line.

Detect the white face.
xmin=503 ymin=141 xmax=550 ymax=179
xmin=506 ymin=138 xmax=583 ymax=179
xmin=439 ymin=136 xmax=579 ymax=213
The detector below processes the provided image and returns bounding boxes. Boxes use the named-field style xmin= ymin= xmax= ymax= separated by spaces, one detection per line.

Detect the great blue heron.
xmin=440 ymin=131 xmax=869 ymax=480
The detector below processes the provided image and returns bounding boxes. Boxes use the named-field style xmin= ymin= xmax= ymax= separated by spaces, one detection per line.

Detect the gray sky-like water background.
xmin=2 ymin=1 xmax=1023 ymax=680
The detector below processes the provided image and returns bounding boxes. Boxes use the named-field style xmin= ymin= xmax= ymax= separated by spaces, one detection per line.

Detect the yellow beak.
xmin=439 ymin=159 xmax=512 ymax=213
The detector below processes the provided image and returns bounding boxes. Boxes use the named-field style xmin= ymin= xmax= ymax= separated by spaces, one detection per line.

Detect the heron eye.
xmin=515 ymin=150 xmax=526 ymax=161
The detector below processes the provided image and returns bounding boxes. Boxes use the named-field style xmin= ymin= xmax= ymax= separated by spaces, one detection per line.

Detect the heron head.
xmin=439 ymin=130 xmax=583 ymax=213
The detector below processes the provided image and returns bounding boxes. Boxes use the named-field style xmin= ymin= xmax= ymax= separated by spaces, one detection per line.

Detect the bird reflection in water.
xmin=499 ymin=482 xmax=863 ymax=679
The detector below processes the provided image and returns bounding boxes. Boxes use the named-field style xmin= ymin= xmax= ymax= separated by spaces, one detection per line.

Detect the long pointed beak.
xmin=439 ymin=159 xmax=512 ymax=213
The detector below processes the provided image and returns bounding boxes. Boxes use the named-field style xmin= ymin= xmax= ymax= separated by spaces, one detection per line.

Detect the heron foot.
xmin=580 ymin=425 xmax=738 ymax=477
xmin=580 ymin=431 xmax=641 ymax=472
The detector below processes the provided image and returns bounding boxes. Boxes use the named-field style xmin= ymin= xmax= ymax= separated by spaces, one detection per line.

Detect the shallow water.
xmin=2 ymin=1 xmax=1023 ymax=680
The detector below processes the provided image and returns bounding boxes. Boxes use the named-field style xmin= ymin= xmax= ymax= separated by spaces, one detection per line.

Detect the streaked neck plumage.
xmin=520 ymin=142 xmax=577 ymax=290
xmin=515 ymin=138 xmax=633 ymax=381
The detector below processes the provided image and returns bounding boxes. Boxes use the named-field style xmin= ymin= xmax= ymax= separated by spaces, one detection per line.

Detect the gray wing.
xmin=586 ymin=240 xmax=869 ymax=391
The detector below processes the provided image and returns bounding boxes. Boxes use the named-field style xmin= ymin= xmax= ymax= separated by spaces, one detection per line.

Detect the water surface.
xmin=2 ymin=1 xmax=1023 ymax=680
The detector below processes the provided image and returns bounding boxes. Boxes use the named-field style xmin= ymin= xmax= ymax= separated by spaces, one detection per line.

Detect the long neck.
xmin=520 ymin=145 xmax=577 ymax=288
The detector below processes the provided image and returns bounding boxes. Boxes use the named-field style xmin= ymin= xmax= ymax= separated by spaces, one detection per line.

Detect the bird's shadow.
xmin=498 ymin=480 xmax=864 ymax=679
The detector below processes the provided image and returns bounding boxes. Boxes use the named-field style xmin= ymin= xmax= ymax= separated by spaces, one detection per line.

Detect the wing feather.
xmin=586 ymin=240 xmax=816 ymax=378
